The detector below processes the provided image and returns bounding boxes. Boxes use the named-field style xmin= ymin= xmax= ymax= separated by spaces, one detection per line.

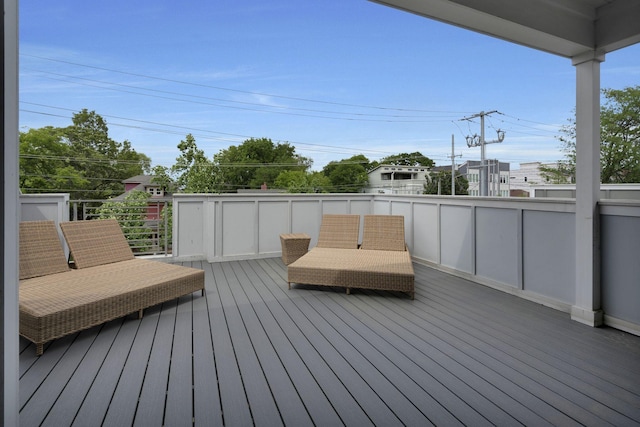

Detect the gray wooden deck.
xmin=19 ymin=258 xmax=640 ymax=426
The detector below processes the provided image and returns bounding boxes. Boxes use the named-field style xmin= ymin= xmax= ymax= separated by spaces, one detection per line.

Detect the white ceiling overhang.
xmin=369 ymin=0 xmax=640 ymax=58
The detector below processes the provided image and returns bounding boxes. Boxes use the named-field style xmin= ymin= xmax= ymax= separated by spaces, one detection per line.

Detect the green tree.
xmin=424 ymin=170 xmax=468 ymax=195
xmin=19 ymin=110 xmax=150 ymax=199
xmin=172 ymin=134 xmax=219 ymax=192
xmin=274 ymin=170 xmax=332 ymax=193
xmin=19 ymin=127 xmax=90 ymax=193
xmin=559 ymin=85 xmax=640 ymax=183
xmin=64 ymin=109 xmax=150 ymax=198
xmin=151 ymin=165 xmax=177 ymax=194
xmin=322 ymin=154 xmax=370 ymax=193
xmin=378 ymin=152 xmax=435 ymax=168
xmin=214 ymin=138 xmax=311 ymax=191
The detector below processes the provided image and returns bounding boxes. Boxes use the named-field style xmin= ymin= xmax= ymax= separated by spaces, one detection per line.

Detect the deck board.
xmin=134 ymin=299 xmax=178 ymax=426
xmin=19 ymin=258 xmax=640 ymax=426
xmin=165 ymin=293 xmax=195 ymax=426
xmin=190 ymin=261 xmax=224 ymax=426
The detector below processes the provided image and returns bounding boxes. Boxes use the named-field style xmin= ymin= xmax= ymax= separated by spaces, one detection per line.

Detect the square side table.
xmin=280 ymin=233 xmax=311 ymax=265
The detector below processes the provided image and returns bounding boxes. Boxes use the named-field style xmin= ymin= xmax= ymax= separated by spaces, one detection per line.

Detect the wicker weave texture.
xmin=288 ymin=247 xmax=414 ymax=297
xmin=20 ymin=259 xmax=204 ymax=354
xmin=60 ymin=219 xmax=134 ymax=269
xmin=316 ymin=214 xmax=360 ymax=249
xmin=280 ymin=233 xmax=311 ymax=265
xmin=360 ymin=215 xmax=406 ymax=251
xmin=19 ymin=221 xmax=70 ymax=280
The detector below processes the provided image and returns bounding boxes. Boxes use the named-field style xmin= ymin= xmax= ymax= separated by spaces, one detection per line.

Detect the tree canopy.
xmin=19 ymin=109 xmax=150 ymax=199
xmin=322 ymin=154 xmax=370 ymax=193
xmin=214 ymin=138 xmax=311 ymax=192
xmin=274 ymin=170 xmax=332 ymax=193
xmin=559 ymin=85 xmax=640 ymax=183
xmin=171 ymin=134 xmax=219 ymax=193
xmin=376 ymin=152 xmax=435 ymax=169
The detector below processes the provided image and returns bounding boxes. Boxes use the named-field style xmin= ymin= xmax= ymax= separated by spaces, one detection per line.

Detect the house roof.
xmin=112 ymin=175 xmax=172 ymax=201
xmin=369 ymin=0 xmax=640 ymax=59
xmin=122 ymin=175 xmax=155 ymax=185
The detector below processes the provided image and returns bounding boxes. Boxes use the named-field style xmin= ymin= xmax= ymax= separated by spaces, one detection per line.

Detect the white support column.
xmin=571 ymin=51 xmax=605 ymax=327
xmin=3 ymin=0 xmax=20 ymax=424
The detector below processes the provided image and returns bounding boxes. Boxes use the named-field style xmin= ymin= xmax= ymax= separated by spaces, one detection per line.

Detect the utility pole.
xmin=462 ymin=110 xmax=505 ymax=196
xmin=447 ymin=134 xmax=462 ymax=195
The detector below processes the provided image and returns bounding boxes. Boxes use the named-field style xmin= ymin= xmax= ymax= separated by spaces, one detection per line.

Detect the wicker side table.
xmin=280 ymin=233 xmax=311 ymax=265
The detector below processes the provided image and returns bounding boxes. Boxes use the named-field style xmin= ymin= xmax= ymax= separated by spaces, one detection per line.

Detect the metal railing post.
xmin=163 ymin=201 xmax=169 ymax=256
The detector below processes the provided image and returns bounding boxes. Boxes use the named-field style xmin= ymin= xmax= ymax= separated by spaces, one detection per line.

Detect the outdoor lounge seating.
xmin=19 ymin=219 xmax=204 ymax=355
xmin=287 ymin=214 xmax=415 ymax=298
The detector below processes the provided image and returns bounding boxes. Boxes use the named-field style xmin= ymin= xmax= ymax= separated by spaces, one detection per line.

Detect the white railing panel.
xmin=372 ymin=199 xmax=392 ymax=215
xmin=475 ymin=206 xmax=521 ymax=289
xmin=440 ymin=204 xmax=474 ymax=274
xmin=174 ymin=199 xmax=206 ymax=260
xmin=258 ymin=201 xmax=290 ymax=255
xmin=222 ymin=201 xmax=256 ymax=257
xmin=600 ymin=200 xmax=640 ymax=334
xmin=411 ymin=202 xmax=439 ymax=263
xmin=320 ymin=199 xmax=350 ymax=214
xmin=19 ymin=193 xmax=69 ymax=224
xmin=522 ymin=210 xmax=575 ymax=306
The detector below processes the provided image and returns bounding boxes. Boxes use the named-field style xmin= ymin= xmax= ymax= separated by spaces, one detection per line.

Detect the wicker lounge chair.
xmin=287 ymin=214 xmax=414 ymax=298
xmin=19 ymin=220 xmax=204 ymax=355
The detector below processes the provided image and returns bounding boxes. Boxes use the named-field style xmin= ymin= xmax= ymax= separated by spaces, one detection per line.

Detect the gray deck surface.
xmin=19 ymin=258 xmax=640 ymax=426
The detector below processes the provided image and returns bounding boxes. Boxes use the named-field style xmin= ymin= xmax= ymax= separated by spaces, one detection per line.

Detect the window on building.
xmin=147 ymin=187 xmax=163 ymax=196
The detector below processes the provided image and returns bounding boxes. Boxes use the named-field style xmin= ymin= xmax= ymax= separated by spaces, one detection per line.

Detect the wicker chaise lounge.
xmin=19 ymin=219 xmax=204 ymax=355
xmin=287 ymin=214 xmax=415 ymax=298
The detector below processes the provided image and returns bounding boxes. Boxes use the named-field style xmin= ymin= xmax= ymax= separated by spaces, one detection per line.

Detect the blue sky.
xmin=19 ymin=0 xmax=640 ymax=171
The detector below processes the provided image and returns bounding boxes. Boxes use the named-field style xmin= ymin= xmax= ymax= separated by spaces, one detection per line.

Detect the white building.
xmin=366 ymin=164 xmax=428 ymax=195
xmin=458 ymin=160 xmax=510 ymax=197
xmin=510 ymin=162 xmax=570 ymax=195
